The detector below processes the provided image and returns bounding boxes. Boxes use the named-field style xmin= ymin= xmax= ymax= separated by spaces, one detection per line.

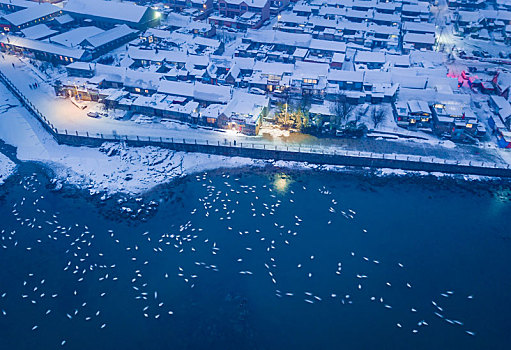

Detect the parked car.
xmin=87 ymin=111 xmax=100 ymax=118
xmin=249 ymin=87 xmax=266 ymax=95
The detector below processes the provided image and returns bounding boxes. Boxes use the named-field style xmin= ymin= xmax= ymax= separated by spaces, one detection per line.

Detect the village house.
xmin=217 ymin=91 xmax=269 ymax=135
xmin=0 ymin=3 xmax=61 ymax=32
xmin=393 ymin=100 xmax=432 ymax=129
xmin=0 ymin=35 xmax=91 ymax=63
xmin=209 ymin=0 xmax=270 ymax=29
xmin=63 ymin=0 xmax=160 ymax=30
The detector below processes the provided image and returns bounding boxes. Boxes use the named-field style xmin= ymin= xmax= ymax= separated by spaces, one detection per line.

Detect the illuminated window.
xmin=135 ymin=88 xmax=141 ymax=92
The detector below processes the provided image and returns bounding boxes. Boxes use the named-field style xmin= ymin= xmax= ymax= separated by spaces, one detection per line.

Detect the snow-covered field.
xmin=0 ymin=152 xmax=16 ymax=185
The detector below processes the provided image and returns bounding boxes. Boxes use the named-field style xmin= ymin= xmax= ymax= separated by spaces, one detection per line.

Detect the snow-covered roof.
xmin=128 ymin=47 xmax=166 ymax=62
xmin=157 ymin=81 xmax=231 ymax=103
xmin=124 ymin=69 xmax=162 ymax=90
xmin=402 ymin=21 xmax=436 ymax=34
xmin=144 ymin=28 xmax=172 ymax=39
xmin=81 ymin=24 xmax=138 ymax=49
xmin=3 ymin=3 xmax=60 ymax=27
xmin=386 ymin=54 xmax=410 ymax=67
xmin=402 ymin=3 xmax=429 ymax=13
xmin=221 ymin=0 xmax=268 ymax=8
xmin=410 ymin=51 xmax=445 ymax=66
xmin=327 ymin=70 xmax=364 ymax=83
xmin=363 ymin=70 xmax=391 ymax=85
xmin=232 ymin=57 xmax=255 ymax=70
xmin=331 ymin=52 xmax=345 ymax=63
xmin=253 ymin=61 xmax=294 ymax=75
xmin=293 ymin=61 xmax=329 ymax=79
xmin=309 ymin=102 xmax=335 ymax=116
xmin=222 ymin=91 xmax=268 ymax=125
xmin=354 ymin=51 xmax=386 ymax=64
xmin=21 ymin=23 xmax=57 ymax=40
xmin=309 ymin=39 xmax=346 ymax=53
xmin=0 ymin=35 xmax=87 ymax=59
xmin=53 ymin=14 xmax=75 ymax=25
xmin=194 ymin=83 xmax=231 ymax=104
xmin=403 ymin=33 xmax=436 ymax=45
xmin=0 ymin=0 xmax=37 ymax=10
xmin=49 ymin=26 xmax=104 ymax=48
xmin=64 ymin=0 xmax=151 ymax=24
xmin=491 ymin=95 xmax=511 ymax=110
xmin=407 ymin=100 xmax=430 ymax=114
xmin=457 ymin=10 xmax=481 ymax=23
xmin=245 ymin=29 xmax=312 ymax=48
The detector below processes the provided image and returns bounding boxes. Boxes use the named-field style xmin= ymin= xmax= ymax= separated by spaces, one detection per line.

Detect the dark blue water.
xmin=1 ymin=163 xmax=511 ymax=350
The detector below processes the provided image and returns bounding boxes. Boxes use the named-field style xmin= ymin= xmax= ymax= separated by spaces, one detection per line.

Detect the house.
xmin=330 ymin=52 xmax=345 ymax=69
xmin=49 ymin=26 xmax=104 ymax=48
xmin=249 ymin=61 xmax=294 ymax=92
xmin=0 ymin=34 xmax=91 ymax=62
xmin=431 ymin=102 xmax=480 ymax=139
xmin=63 ymin=0 xmax=160 ymax=30
xmin=166 ymin=0 xmax=214 ymax=14
xmin=217 ymin=91 xmax=269 ymax=135
xmin=402 ymin=33 xmax=436 ymax=52
xmin=354 ymin=51 xmax=386 ymax=69
xmin=217 ymin=0 xmax=271 ymax=22
xmin=20 ymin=23 xmax=57 ymax=40
xmin=0 ymin=0 xmax=37 ymax=13
xmin=288 ymin=61 xmax=329 ymax=97
xmin=327 ymin=70 xmax=364 ymax=91
xmin=1 ymin=3 xmax=61 ymax=31
xmin=140 ymin=28 xmax=172 ymax=44
xmin=269 ymin=0 xmax=290 ymax=15
xmin=157 ymin=80 xmax=232 ymax=105
xmin=402 ymin=22 xmax=436 ymax=35
xmin=492 ymin=71 xmax=511 ymax=98
xmin=51 ymin=14 xmax=75 ymax=29
xmin=393 ymin=99 xmax=432 ymax=129
xmin=79 ymin=25 xmax=139 ymax=58
xmin=308 ymin=101 xmax=335 ymax=126
xmin=401 ymin=3 xmax=430 ymax=22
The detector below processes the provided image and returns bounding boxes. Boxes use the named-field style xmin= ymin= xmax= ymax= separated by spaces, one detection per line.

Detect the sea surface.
xmin=1 ymin=162 xmax=511 ymax=350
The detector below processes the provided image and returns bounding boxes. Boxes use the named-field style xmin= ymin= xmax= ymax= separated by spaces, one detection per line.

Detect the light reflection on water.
xmin=272 ymin=173 xmax=292 ymax=194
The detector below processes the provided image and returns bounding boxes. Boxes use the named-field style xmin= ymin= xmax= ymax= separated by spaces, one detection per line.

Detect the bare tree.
xmin=354 ymin=109 xmax=364 ymax=127
xmin=330 ymin=91 xmax=354 ymax=128
xmin=371 ymin=106 xmax=385 ymax=129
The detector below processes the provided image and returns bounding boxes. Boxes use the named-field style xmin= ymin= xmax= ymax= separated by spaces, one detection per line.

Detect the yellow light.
xmin=466 ymin=123 xmax=473 ymax=128
xmin=272 ymin=173 xmax=292 ymax=194
xmin=155 ymin=12 xmax=161 ymax=19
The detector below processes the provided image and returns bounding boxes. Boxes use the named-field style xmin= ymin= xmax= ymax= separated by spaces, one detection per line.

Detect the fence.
xmin=2 ymin=70 xmax=511 ymax=178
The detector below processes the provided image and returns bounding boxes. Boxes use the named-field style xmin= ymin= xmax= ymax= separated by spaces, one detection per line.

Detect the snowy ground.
xmin=0 ymin=54 xmax=466 ymax=151
xmin=0 ymin=152 xmax=16 ymax=185
xmin=0 ymin=81 xmax=259 ymax=195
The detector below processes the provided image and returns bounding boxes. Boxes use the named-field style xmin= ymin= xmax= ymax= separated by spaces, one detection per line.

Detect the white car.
xmin=87 ymin=111 xmax=100 ymax=118
xmin=249 ymin=87 xmax=266 ymax=95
